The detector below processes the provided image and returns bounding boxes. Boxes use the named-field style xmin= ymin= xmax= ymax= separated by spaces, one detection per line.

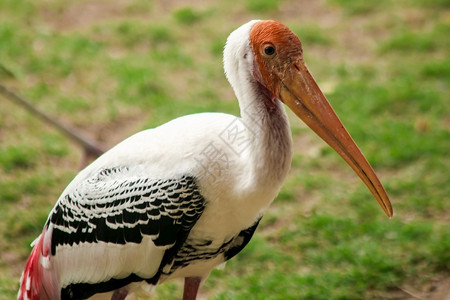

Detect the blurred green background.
xmin=0 ymin=0 xmax=448 ymax=299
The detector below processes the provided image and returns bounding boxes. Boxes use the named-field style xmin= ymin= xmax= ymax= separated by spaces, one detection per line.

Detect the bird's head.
xmin=226 ymin=20 xmax=393 ymax=218
xmin=250 ymin=20 xmax=303 ymax=103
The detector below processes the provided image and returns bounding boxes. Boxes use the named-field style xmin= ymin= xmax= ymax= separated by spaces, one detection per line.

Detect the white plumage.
xmin=18 ymin=20 xmax=392 ymax=300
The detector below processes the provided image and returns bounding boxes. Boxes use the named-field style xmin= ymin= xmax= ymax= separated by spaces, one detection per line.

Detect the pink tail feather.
xmin=18 ymin=227 xmax=59 ymax=300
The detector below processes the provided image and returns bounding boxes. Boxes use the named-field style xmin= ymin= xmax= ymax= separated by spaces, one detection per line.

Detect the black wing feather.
xmin=46 ymin=168 xmax=205 ymax=299
xmin=49 ymin=170 xmax=205 ymax=254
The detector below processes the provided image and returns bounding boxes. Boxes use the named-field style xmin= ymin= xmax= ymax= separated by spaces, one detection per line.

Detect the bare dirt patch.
xmin=41 ymin=1 xmax=127 ymax=31
xmin=397 ymin=276 xmax=450 ymax=300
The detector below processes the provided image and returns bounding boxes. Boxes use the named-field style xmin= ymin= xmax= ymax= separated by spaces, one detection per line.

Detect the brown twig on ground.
xmin=0 ymin=83 xmax=107 ymax=169
xmin=398 ymin=286 xmax=426 ymax=300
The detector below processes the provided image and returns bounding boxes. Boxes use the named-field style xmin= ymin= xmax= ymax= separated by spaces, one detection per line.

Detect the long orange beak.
xmin=279 ymin=59 xmax=393 ymax=218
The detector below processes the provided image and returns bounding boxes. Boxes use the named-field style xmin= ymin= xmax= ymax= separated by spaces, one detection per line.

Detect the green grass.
xmin=0 ymin=0 xmax=449 ymax=299
xmin=246 ymin=0 xmax=281 ymax=13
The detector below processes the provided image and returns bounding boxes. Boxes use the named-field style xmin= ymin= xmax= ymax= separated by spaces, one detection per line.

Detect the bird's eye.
xmin=263 ymin=44 xmax=276 ymax=56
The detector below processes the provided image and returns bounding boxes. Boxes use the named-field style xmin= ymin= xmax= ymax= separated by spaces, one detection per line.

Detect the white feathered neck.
xmin=223 ymin=20 xmax=293 ymax=188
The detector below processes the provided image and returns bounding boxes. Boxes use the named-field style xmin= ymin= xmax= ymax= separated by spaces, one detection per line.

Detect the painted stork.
xmin=18 ymin=20 xmax=393 ymax=300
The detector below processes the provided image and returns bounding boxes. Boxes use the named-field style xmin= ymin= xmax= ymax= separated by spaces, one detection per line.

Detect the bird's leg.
xmin=111 ymin=287 xmax=129 ymax=300
xmin=183 ymin=277 xmax=202 ymax=300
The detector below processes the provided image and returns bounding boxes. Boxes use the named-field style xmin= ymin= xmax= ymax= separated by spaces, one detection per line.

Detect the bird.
xmin=18 ymin=20 xmax=393 ymax=300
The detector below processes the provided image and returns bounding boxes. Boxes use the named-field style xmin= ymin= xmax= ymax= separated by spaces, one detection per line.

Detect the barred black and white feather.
xmin=47 ymin=169 xmax=206 ymax=299
xmin=50 ymin=169 xmax=205 ymax=251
